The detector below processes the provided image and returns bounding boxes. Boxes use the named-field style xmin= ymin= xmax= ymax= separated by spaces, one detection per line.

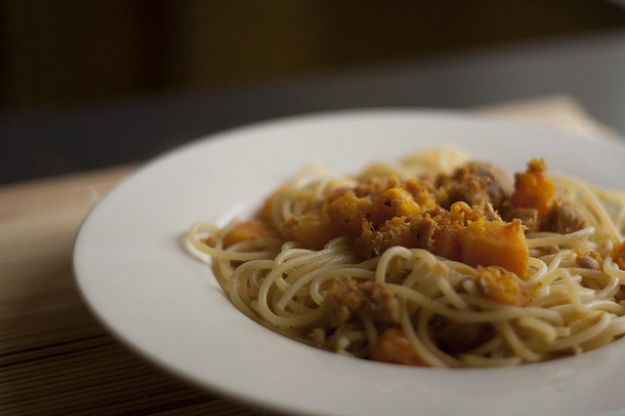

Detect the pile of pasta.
xmin=188 ymin=148 xmax=625 ymax=367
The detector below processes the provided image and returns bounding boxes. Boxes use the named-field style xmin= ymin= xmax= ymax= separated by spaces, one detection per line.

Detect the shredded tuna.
xmin=436 ymin=162 xmax=512 ymax=210
xmin=544 ymin=200 xmax=589 ymax=234
xmin=358 ymin=281 xmax=400 ymax=323
xmin=324 ymin=276 xmax=364 ymax=328
xmin=482 ymin=203 xmax=503 ymax=222
xmin=324 ymin=277 xmax=401 ymax=328
xmin=429 ymin=316 xmax=494 ymax=354
xmin=504 ymin=207 xmax=539 ymax=232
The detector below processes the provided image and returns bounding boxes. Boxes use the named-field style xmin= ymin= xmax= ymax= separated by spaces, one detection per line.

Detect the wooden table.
xmin=1 ymin=97 xmax=620 ymax=415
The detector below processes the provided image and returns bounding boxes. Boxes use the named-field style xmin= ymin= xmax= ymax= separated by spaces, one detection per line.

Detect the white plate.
xmin=74 ymin=110 xmax=625 ymax=416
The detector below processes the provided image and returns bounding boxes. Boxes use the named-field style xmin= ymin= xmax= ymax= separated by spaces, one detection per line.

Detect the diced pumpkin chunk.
xmin=222 ymin=220 xmax=277 ymax=248
xmin=461 ymin=219 xmax=528 ymax=278
xmin=474 ymin=266 xmax=531 ymax=306
xmin=370 ymin=187 xmax=420 ymax=227
xmin=372 ymin=328 xmax=424 ymax=366
xmin=512 ymin=159 xmax=556 ymax=221
xmin=327 ymin=190 xmax=371 ymax=235
xmin=432 ymin=223 xmax=463 ymax=262
xmin=283 ymin=208 xmax=336 ymax=249
xmin=259 ymin=186 xmax=284 ymax=224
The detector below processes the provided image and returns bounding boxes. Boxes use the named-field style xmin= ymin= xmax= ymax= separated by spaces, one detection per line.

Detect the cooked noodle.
xmin=186 ymin=148 xmax=625 ymax=367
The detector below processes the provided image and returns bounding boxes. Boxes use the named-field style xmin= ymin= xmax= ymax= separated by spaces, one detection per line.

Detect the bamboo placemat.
xmin=1 ymin=97 xmax=620 ymax=416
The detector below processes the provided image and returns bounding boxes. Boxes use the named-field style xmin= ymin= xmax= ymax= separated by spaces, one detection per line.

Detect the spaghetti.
xmin=187 ymin=148 xmax=625 ymax=367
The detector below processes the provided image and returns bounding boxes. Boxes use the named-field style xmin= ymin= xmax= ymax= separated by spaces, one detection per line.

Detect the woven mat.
xmin=0 ymin=96 xmax=619 ymax=416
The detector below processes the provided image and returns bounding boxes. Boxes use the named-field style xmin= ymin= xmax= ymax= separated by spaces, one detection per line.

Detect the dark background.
xmin=2 ymin=0 xmax=625 ymax=183
xmin=3 ymin=0 xmax=625 ymax=111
